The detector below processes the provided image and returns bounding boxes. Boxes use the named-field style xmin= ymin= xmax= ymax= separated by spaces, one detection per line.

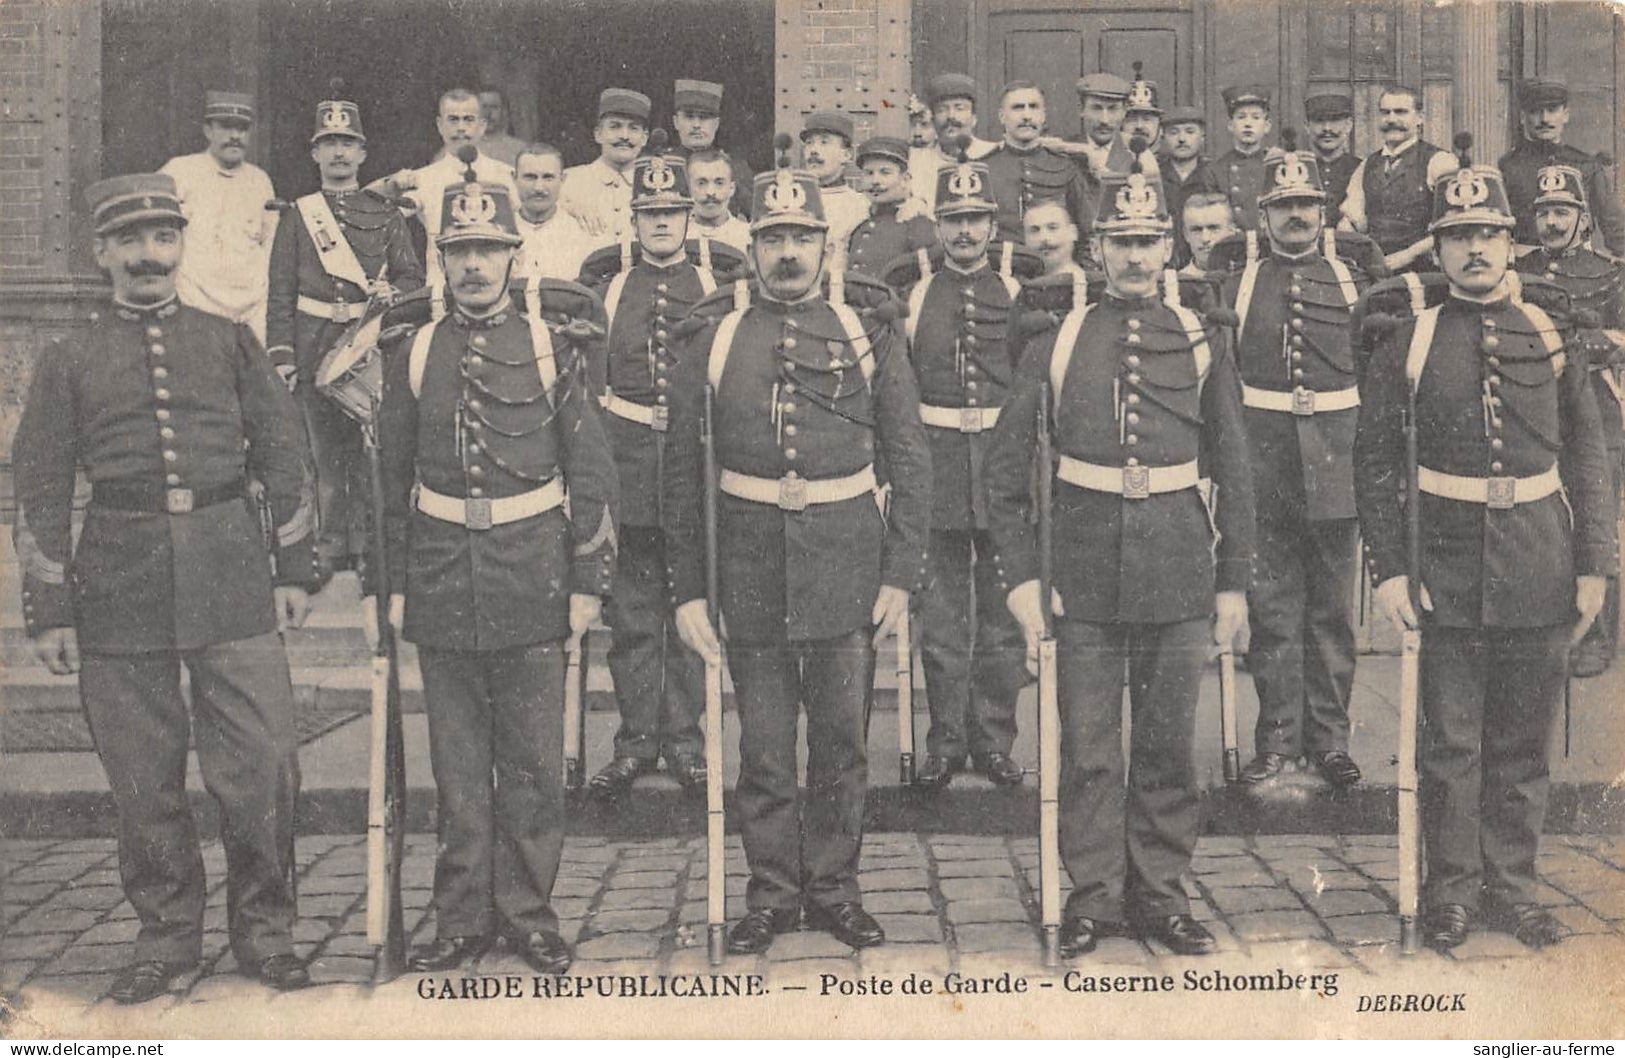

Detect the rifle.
xmin=564 ymin=631 xmax=588 ymax=790
xmin=1218 ymin=647 xmax=1240 ymax=783
xmin=896 ymin=606 xmax=917 ymax=786
xmin=702 ymin=384 xmax=728 ymax=966
xmin=1398 ymin=383 xmax=1423 ymax=956
xmin=362 ymin=415 xmax=407 ymax=982
xmin=1036 ymin=383 xmax=1062 ymax=968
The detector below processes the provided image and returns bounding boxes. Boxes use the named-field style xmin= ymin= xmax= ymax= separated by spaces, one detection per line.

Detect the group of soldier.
xmin=13 ymin=59 xmax=1624 ymax=1003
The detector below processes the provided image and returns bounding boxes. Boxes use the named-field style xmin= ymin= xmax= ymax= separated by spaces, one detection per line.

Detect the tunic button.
xmin=784 ymin=448 xmax=798 ymax=460
xmin=166 ymin=473 xmax=181 ymax=486
xmin=783 ymin=402 xmax=795 ymax=414
xmin=468 ymin=442 xmax=482 ymax=456
xmin=1291 ymin=351 xmax=1303 ymax=362
xmin=146 ymin=326 xmax=162 ymax=339
xmin=1126 ymin=394 xmax=1140 ymax=405
xmin=656 ymin=298 xmax=669 ymax=309
xmin=1125 ymin=354 xmax=1141 ymax=367
xmin=155 ymin=408 xmax=171 ymax=422
xmin=1127 ymin=319 xmax=1141 ymax=330
xmin=1126 ymin=434 xmax=1139 ymax=445
xmin=1127 ymin=373 xmax=1141 ymax=385
xmin=1487 ymin=356 xmax=1500 ymax=369
xmin=152 ymin=366 xmax=168 ymax=380
xmin=1482 ymin=319 xmax=1496 ymax=331
xmin=1293 ymin=369 xmax=1305 ymax=381
xmin=657 ymin=283 xmax=669 ymax=294
xmin=1491 ymin=417 xmax=1504 ymax=429
xmin=1126 ymin=457 xmax=1140 ymax=467
xmin=1488 ymin=375 xmax=1501 ymax=388
xmin=1126 ymin=412 xmax=1140 ymax=425
xmin=966 ymin=396 xmax=978 ymax=406
xmin=785 ymin=424 xmax=797 ymax=437
xmin=657 ymin=329 xmax=670 ymax=340
xmin=784 ymin=383 xmax=796 ymax=395
xmin=468 ymin=399 xmax=483 ymax=413
xmin=472 ymin=335 xmax=487 ymax=348
xmin=1290 ymin=285 xmax=1303 ymax=297
xmin=1291 ymin=336 xmax=1304 ymax=348
xmin=1483 ymin=335 xmax=1500 ymax=351
xmin=163 ymin=449 xmax=177 ymax=462
xmin=150 ymin=344 xmax=166 ymax=356
xmin=160 ymin=427 xmax=175 ymax=440
xmin=964 ymin=334 xmax=978 ymax=347
xmin=1491 ymin=438 xmax=1504 ymax=451
xmin=783 ymin=336 xmax=798 ymax=350
xmin=1126 ymin=333 xmax=1142 ymax=345
xmin=656 ymin=377 xmax=669 ymax=389
xmin=657 ymin=394 xmax=669 ymax=405
xmin=1291 ymin=317 xmax=1304 ymax=330
xmin=469 ymin=465 xmax=485 ymax=480
xmin=155 ymin=388 xmax=171 ymax=402
xmin=1291 ymin=302 xmax=1305 ymax=313
xmin=469 ymin=486 xmax=484 ymax=498
xmin=1491 ymin=461 xmax=1504 ymax=473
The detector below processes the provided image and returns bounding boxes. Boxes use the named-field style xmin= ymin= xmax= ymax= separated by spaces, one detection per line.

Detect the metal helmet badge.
xmin=645 ymin=157 xmax=677 ymax=192
xmin=450 ymin=185 xmax=498 ymax=226
xmin=1116 ymin=172 xmax=1159 ymax=219
xmin=946 ymin=164 xmax=983 ymax=199
xmin=1443 ymin=169 xmax=1490 ymax=209
xmin=763 ymin=169 xmax=807 ymax=213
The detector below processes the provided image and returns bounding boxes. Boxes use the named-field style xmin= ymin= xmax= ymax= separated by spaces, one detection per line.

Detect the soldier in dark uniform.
xmin=891 ymin=156 xmax=1027 ymax=788
xmin=376 ymin=162 xmax=619 ymax=974
xmin=671 ymin=78 xmax=754 ymax=220
xmin=1338 ymin=85 xmax=1459 ymax=273
xmin=664 ymin=157 xmax=932 ymax=955
xmin=1355 ymin=166 xmax=1613 ymax=952
xmin=1213 ymin=85 xmax=1273 ymax=235
xmin=1120 ymin=63 xmax=1163 ymax=156
xmin=983 ymin=81 xmax=1095 ymax=246
xmin=1304 ymin=92 xmax=1359 ymax=229
xmin=14 ymin=173 xmax=320 ymax=1002
xmin=1212 ymin=143 xmax=1386 ymax=786
xmin=847 ymin=136 xmax=936 ymax=280
xmin=577 ymin=151 xmax=746 ymax=798
xmin=987 ymin=162 xmax=1256 ymax=957
xmin=1500 ymin=78 xmax=1624 ymax=256
xmin=266 ymin=96 xmax=424 ymax=580
xmin=1515 ymin=164 xmax=1625 ymax=676
xmin=1160 ymin=105 xmax=1221 ymax=268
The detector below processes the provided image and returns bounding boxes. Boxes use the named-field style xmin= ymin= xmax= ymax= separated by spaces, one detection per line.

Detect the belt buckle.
xmin=650 ymin=405 xmax=670 ymax=433
xmin=465 ymin=496 xmax=494 ymax=530
xmin=777 ymin=475 xmax=808 ymax=512
xmin=1122 ymin=465 xmax=1151 ymax=500
xmin=1292 ymin=387 xmax=1316 ymax=416
xmin=959 ymin=407 xmax=983 ymax=434
xmin=1486 ymin=476 xmax=1516 ymax=510
xmin=165 ymin=488 xmax=194 ymax=514
xmin=333 ymin=299 xmax=353 ymax=324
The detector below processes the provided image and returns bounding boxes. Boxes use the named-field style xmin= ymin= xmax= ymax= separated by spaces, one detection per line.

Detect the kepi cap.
xmin=1303 ymin=92 xmax=1353 ymax=121
xmin=856 ymin=136 xmax=910 ymax=169
xmin=598 ymin=87 xmax=651 ymax=123
xmin=1076 ymin=73 xmax=1130 ymax=101
xmin=926 ymin=73 xmax=978 ymax=109
xmin=1221 ymin=85 xmax=1271 ymax=113
xmin=800 ymin=109 xmax=854 ymax=145
xmin=1428 ymin=165 xmax=1516 ymax=233
xmin=1163 ymin=105 xmax=1205 ymax=127
xmin=86 ymin=173 xmax=188 ymax=236
xmin=204 ymin=90 xmax=254 ymax=124
xmin=311 ymin=99 xmax=365 ymax=144
xmin=1518 ymin=78 xmax=1569 ymax=111
xmin=674 ymin=79 xmax=723 ymax=116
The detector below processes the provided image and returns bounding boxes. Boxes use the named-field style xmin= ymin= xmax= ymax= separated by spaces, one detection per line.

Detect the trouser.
xmin=1246 ymin=514 xmax=1359 ymax=756
xmin=727 ymin=629 xmax=874 ymax=913
xmin=919 ymin=528 xmax=1025 ymax=760
xmin=1574 ymin=429 xmax=1622 ymax=663
xmin=419 ymin=642 xmax=566 ymax=938
xmin=1055 ymin=617 xmax=1208 ymax=923
xmin=1418 ymin=623 xmax=1567 ymax=909
xmin=298 ymin=384 xmax=367 ymax=568
xmin=605 ymin=526 xmax=704 ymax=762
xmin=78 ymin=632 xmax=300 ymax=967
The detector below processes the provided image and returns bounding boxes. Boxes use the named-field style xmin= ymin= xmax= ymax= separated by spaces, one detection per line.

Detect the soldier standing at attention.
xmin=1213 ymin=85 xmax=1273 ymax=235
xmin=1356 ymin=165 xmax=1613 ymax=952
xmin=846 ymin=136 xmax=936 ymax=279
xmin=1500 ymin=78 xmax=1624 ymax=256
xmin=15 ymin=173 xmax=320 ymax=1002
xmin=664 ymin=155 xmax=932 ymax=955
xmin=266 ymin=95 xmax=424 ymax=582
xmin=1160 ymin=106 xmax=1221 ymax=268
xmin=982 ymin=81 xmax=1096 ymax=246
xmin=377 ymin=161 xmax=619 ymax=975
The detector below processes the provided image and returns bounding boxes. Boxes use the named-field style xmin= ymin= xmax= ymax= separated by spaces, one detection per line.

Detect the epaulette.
xmin=1355 ymin=272 xmax=1576 ymax=346
xmin=880 ymin=240 xmax=1045 ymax=290
xmin=1009 ymin=270 xmax=1233 ymax=342
xmin=515 ymin=276 xmax=607 ymax=330
xmin=1205 ymin=232 xmax=1253 ymax=274
xmin=671 ymin=272 xmax=907 ymax=342
xmin=578 ymin=243 xmax=628 ymax=286
xmin=1206 ymin=229 xmax=1385 ymax=276
xmin=377 ymin=286 xmax=434 ymax=338
xmin=577 ymin=237 xmax=752 ymax=287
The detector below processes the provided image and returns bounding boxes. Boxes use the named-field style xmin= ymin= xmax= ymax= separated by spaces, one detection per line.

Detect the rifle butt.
xmin=563 ymin=641 xmax=584 ymax=790
xmin=1037 ymin=636 xmax=1061 ymax=968
xmin=1398 ymin=629 xmax=1422 ymax=955
xmin=1219 ymin=649 xmax=1241 ymax=783
xmin=896 ymin=611 xmax=916 ymax=785
xmin=705 ymin=659 xmax=726 ymax=965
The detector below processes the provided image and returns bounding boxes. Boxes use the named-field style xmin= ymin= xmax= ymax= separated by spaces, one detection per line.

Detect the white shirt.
xmin=819 ymin=184 xmax=871 ymax=273
xmin=516 ymin=208 xmax=600 ymax=282
xmin=692 ymin=213 xmax=751 ymax=253
xmin=560 ymin=156 xmax=637 ymax=247
xmin=405 ymin=150 xmax=518 ymax=292
xmin=159 ymin=152 xmax=277 ymax=341
xmin=908 ymin=138 xmax=998 ymax=218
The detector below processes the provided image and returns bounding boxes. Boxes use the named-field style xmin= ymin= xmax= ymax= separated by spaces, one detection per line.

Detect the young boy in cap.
xmin=847 ymin=136 xmax=936 ymax=278
xmin=1214 ymin=85 xmax=1273 ymax=233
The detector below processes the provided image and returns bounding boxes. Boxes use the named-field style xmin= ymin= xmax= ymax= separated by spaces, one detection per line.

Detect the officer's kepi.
xmin=1428 ymin=165 xmax=1516 ymax=233
xmin=1533 ymin=163 xmax=1588 ymax=212
xmin=436 ymin=150 xmax=522 ymax=247
xmin=1092 ymin=144 xmax=1171 ymax=237
xmin=311 ymin=98 xmax=365 ymax=144
xmin=1258 ymin=135 xmax=1327 ymax=207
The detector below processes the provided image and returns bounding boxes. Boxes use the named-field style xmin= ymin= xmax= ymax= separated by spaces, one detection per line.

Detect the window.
xmin=1308 ymin=6 xmax=1399 ymax=83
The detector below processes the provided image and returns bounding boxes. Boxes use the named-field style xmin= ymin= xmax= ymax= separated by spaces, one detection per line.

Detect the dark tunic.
xmin=982 ymin=143 xmax=1096 ymax=246
xmin=846 ymin=204 xmax=936 ymax=282
xmin=1500 ymin=138 xmax=1625 ymax=255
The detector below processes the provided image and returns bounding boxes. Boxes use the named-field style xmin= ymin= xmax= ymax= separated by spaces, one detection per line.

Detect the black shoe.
xmin=107 ymin=960 xmax=191 ymax=1005
xmin=1422 ymin=904 xmax=1471 ymax=951
xmin=408 ymin=935 xmax=491 ymax=972
xmin=1310 ymin=750 xmax=1362 ymax=788
xmin=1058 ymin=916 xmax=1120 ymax=958
xmin=1484 ymin=901 xmax=1568 ymax=949
xmin=512 ymin=930 xmax=573 ymax=973
xmin=1570 ymin=641 xmax=1613 ymax=678
xmin=588 ymin=757 xmax=652 ymax=799
xmin=250 ymin=952 xmax=309 ymax=991
xmin=727 ymin=908 xmax=799 ymax=955
xmin=975 ymin=752 xmax=1025 ymax=786
xmin=914 ymin=755 xmax=961 ymax=789
xmin=1239 ymin=752 xmax=1291 ymax=784
xmin=1135 ymin=914 xmax=1217 ymax=955
xmin=665 ymin=754 xmax=708 ymax=796
xmin=806 ymin=902 xmax=885 ymax=949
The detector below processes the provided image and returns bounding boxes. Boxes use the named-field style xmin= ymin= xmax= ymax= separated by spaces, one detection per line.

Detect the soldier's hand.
xmin=273 ymin=363 xmax=298 ymax=393
xmin=871 ymin=586 xmax=910 ymax=648
xmin=1006 ymin=579 xmax=1047 ymax=676
xmin=367 ymin=279 xmax=399 ymax=302
xmin=566 ymin=202 xmax=606 ymax=238
xmin=1572 ymin=575 xmax=1608 ymax=645
xmin=361 ymin=594 xmax=405 ymax=651
xmin=32 ymin=627 xmax=79 ymax=675
xmin=274 ymin=586 xmax=310 ymax=631
xmin=1212 ymin=591 xmax=1248 ymax=655
xmin=675 ymin=599 xmax=722 ymax=667
xmin=1374 ymin=575 xmax=1432 ymax=632
xmin=896 ymin=197 xmax=927 ymax=222
xmin=569 ymin=593 xmax=602 ymax=652
xmin=1037 ymin=135 xmax=1082 ymax=158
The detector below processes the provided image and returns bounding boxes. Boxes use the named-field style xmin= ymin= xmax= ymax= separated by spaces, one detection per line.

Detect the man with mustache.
xmin=1304 ymin=92 xmax=1358 ymax=228
xmin=266 ymin=96 xmax=424 ymax=585
xmin=1213 ymin=85 xmax=1274 ymax=235
xmin=908 ymin=94 xmax=937 ymax=152
xmin=1338 ymin=84 xmax=1459 ymax=273
xmin=983 ymin=81 xmax=1094 ymax=247
xmin=1355 ymin=165 xmax=1613 ymax=952
xmin=1120 ymin=63 xmax=1163 ymax=155
xmin=1499 ymin=78 xmax=1624 ymax=256
xmin=514 ymin=142 xmax=599 ymax=282
xmin=14 ymin=172 xmax=321 ymax=1002
xmin=160 ymin=91 xmax=277 ymax=343
xmin=688 ymin=149 xmax=752 ymax=252
xmin=909 ymin=74 xmax=998 ymax=216
xmin=1515 ymin=165 xmax=1625 ymax=676
xmin=662 ymin=155 xmax=931 ymax=955
xmin=561 ymin=88 xmax=652 ymax=246
xmin=895 ymin=155 xmax=1027 ymax=789
xmin=1022 ymin=197 xmax=1087 ymax=282
xmin=578 ymin=151 xmax=743 ymax=800
xmin=1160 ymin=105 xmax=1221 ymax=268
xmin=1179 ymin=192 xmax=1236 ymax=276
xmin=846 ymin=136 xmax=935 ymax=278
xmin=985 ymin=160 xmax=1255 ymax=958
xmin=670 ymin=79 xmax=753 ymax=220
xmin=1217 ymin=143 xmax=1385 ymax=788
xmin=375 ymin=161 xmax=618 ymax=975
xmin=800 ymin=110 xmax=869 ymax=272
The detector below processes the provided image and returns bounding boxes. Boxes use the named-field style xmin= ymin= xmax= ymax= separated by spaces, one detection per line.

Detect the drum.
xmin=315 ymin=303 xmax=389 ymax=425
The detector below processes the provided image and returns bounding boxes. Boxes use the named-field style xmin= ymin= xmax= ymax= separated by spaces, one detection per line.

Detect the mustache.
xmin=126 ymin=261 xmax=174 ymax=277
xmin=1282 ymin=217 xmax=1315 ymax=230
xmin=611 ymin=140 xmax=636 ymax=149
xmin=454 ymin=275 xmax=491 ymax=289
xmin=770 ymin=259 xmax=807 ymax=279
xmin=698 ymin=195 xmax=725 ymax=206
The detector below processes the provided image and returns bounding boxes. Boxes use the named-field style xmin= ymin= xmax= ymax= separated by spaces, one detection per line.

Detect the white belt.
xmin=919 ymin=403 xmax=1000 ymax=433
xmin=1417 ymin=465 xmax=1560 ymax=510
xmin=1242 ymin=384 xmax=1360 ymax=416
xmin=1055 ymin=456 xmax=1200 ymax=499
xmin=296 ymin=294 xmax=367 ymax=323
xmin=718 ymin=465 xmax=876 ymax=512
xmin=600 ymin=392 xmax=669 ymax=431
xmin=415 ymin=479 xmax=565 ymax=529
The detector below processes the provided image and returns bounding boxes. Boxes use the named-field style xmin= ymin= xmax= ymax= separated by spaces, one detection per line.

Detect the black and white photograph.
xmin=1 ymin=0 xmax=1623 ymax=1040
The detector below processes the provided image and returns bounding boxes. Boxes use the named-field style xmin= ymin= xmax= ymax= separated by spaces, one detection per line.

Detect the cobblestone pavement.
xmin=4 ymin=833 xmax=1625 ymax=1017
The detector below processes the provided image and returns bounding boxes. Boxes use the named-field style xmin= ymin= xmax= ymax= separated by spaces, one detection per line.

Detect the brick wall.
xmin=775 ymin=0 xmax=912 ymax=147
xmin=0 ymin=2 xmax=49 ymax=279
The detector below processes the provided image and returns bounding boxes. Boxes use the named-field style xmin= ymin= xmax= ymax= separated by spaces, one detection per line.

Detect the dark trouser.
xmin=1575 ymin=426 xmax=1622 ymax=663
xmin=919 ymin=528 xmax=1025 ymax=760
xmin=78 ymin=632 xmax=300 ymax=967
xmin=727 ymin=629 xmax=873 ymax=913
xmin=1056 ymin=618 xmax=1208 ymax=923
xmin=606 ymin=526 xmax=704 ymax=762
xmin=419 ymin=642 xmax=566 ymax=938
xmin=1247 ymin=514 xmax=1359 ymax=756
xmin=298 ymin=383 xmax=366 ymax=568
xmin=1419 ymin=623 xmax=1567 ymax=909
